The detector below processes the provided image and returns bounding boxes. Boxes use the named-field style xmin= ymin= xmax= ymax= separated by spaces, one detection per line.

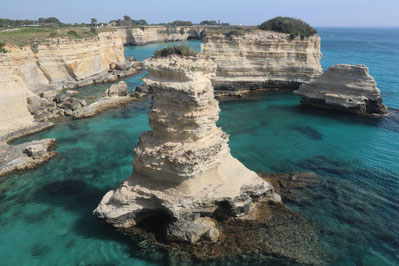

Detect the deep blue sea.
xmin=1 ymin=29 xmax=398 ymax=265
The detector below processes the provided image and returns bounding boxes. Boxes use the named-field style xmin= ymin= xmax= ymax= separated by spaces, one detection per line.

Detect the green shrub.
xmin=171 ymin=20 xmax=193 ymax=26
xmin=153 ymin=45 xmax=198 ymax=58
xmin=0 ymin=42 xmax=7 ymax=53
xmin=259 ymin=17 xmax=317 ymax=40
xmin=224 ymin=30 xmax=244 ymax=38
xmin=179 ymin=27 xmax=185 ymax=35
xmin=49 ymin=32 xmax=57 ymax=38
xmin=67 ymin=30 xmax=80 ymax=38
xmin=89 ymin=27 xmax=97 ymax=35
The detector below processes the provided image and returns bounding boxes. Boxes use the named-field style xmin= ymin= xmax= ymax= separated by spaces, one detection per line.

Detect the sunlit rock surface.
xmin=0 ymin=33 xmax=141 ymax=139
xmin=94 ymin=55 xmax=278 ymax=243
xmin=0 ymin=138 xmax=57 ymax=178
xmin=201 ymin=30 xmax=322 ymax=96
xmin=294 ymin=64 xmax=387 ymax=115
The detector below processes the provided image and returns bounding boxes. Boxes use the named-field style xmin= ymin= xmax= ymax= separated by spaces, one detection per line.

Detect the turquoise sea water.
xmin=1 ymin=32 xmax=398 ymax=265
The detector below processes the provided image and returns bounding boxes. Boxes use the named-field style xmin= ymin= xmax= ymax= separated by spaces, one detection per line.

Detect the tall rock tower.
xmin=94 ymin=55 xmax=279 ymax=243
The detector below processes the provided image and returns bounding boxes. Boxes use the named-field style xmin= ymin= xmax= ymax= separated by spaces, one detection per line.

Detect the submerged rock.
xmin=94 ymin=55 xmax=279 ymax=243
xmin=294 ymin=64 xmax=387 ymax=115
xmin=259 ymin=172 xmax=323 ymax=203
xmin=0 ymin=138 xmax=57 ymax=178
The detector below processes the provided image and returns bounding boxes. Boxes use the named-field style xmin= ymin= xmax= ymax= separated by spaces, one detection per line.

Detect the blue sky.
xmin=1 ymin=0 xmax=399 ymax=27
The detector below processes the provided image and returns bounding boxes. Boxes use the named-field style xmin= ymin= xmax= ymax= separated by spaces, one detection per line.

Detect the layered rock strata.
xmin=94 ymin=56 xmax=279 ymax=244
xmin=0 ymin=52 xmax=53 ymax=140
xmin=201 ymin=30 xmax=322 ymax=95
xmin=0 ymin=33 xmax=141 ymax=139
xmin=73 ymin=81 xmax=135 ymax=119
xmin=294 ymin=64 xmax=387 ymax=115
xmin=0 ymin=138 xmax=57 ymax=178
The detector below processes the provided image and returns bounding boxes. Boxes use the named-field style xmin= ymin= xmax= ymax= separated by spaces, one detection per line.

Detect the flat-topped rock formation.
xmin=73 ymin=81 xmax=135 ymax=119
xmin=294 ymin=64 xmax=387 ymax=115
xmin=0 ymin=138 xmax=57 ymax=178
xmin=201 ymin=30 xmax=322 ymax=96
xmin=94 ymin=55 xmax=279 ymax=244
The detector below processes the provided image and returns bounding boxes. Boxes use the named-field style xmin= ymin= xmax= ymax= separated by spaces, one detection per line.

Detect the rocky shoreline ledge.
xmin=0 ymin=138 xmax=57 ymax=179
xmin=102 ymin=171 xmax=324 ymax=265
xmin=73 ymin=81 xmax=141 ymax=119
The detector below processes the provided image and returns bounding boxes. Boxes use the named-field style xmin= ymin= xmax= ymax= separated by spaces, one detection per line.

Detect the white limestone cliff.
xmin=0 ymin=32 xmax=141 ymax=139
xmin=94 ymin=55 xmax=279 ymax=243
xmin=201 ymin=30 xmax=322 ymax=95
xmin=294 ymin=64 xmax=387 ymax=115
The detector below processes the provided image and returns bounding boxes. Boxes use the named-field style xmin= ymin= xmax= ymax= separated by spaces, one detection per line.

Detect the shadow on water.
xmin=32 ymin=179 xmax=168 ymax=263
xmin=289 ymin=125 xmax=324 ymax=140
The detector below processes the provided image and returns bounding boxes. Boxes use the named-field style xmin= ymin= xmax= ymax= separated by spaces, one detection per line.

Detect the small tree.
xmin=91 ymin=18 xmax=97 ymax=27
xmin=0 ymin=42 xmax=7 ymax=53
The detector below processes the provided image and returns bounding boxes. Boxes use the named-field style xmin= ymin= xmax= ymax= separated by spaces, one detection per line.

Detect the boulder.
xmin=104 ymin=81 xmax=128 ymax=98
xmin=65 ymin=90 xmax=79 ymax=96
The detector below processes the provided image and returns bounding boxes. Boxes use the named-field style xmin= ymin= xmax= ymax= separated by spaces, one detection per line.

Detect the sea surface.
xmin=0 ymin=30 xmax=398 ymax=265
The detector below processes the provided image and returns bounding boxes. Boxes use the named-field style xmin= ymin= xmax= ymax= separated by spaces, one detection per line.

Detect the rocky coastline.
xmin=201 ymin=30 xmax=322 ymax=96
xmin=294 ymin=64 xmax=387 ymax=116
xmin=0 ymin=32 xmax=142 ymax=142
xmin=73 ymin=81 xmax=138 ymax=119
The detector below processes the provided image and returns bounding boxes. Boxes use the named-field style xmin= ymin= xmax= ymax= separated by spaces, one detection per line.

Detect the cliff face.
xmin=0 ymin=55 xmax=35 ymax=136
xmin=94 ymin=55 xmax=278 ymax=243
xmin=294 ymin=64 xmax=387 ymax=115
xmin=0 ymin=32 xmax=139 ymax=138
xmin=4 ymin=32 xmax=127 ymax=93
xmin=201 ymin=30 xmax=322 ymax=95
xmin=114 ymin=26 xmax=204 ymax=45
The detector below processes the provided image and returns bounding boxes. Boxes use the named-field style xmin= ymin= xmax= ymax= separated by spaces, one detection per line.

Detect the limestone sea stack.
xmin=294 ymin=64 xmax=387 ymax=115
xmin=201 ymin=30 xmax=322 ymax=96
xmin=94 ymin=55 xmax=279 ymax=243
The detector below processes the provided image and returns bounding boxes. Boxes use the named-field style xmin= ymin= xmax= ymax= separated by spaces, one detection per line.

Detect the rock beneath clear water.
xmin=0 ymin=138 xmax=57 ymax=178
xmin=104 ymin=81 xmax=128 ymax=97
xmin=94 ymin=55 xmax=279 ymax=245
xmin=294 ymin=64 xmax=387 ymax=115
xmin=259 ymin=172 xmax=323 ymax=203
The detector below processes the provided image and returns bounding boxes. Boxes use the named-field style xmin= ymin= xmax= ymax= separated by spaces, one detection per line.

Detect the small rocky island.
xmin=294 ymin=64 xmax=387 ymax=115
xmin=94 ymin=49 xmax=321 ymax=264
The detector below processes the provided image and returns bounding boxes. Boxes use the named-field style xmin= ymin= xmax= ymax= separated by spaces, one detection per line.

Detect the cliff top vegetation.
xmin=153 ymin=45 xmax=198 ymax=58
xmin=259 ymin=17 xmax=317 ymax=39
xmin=0 ymin=27 xmax=111 ymax=47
